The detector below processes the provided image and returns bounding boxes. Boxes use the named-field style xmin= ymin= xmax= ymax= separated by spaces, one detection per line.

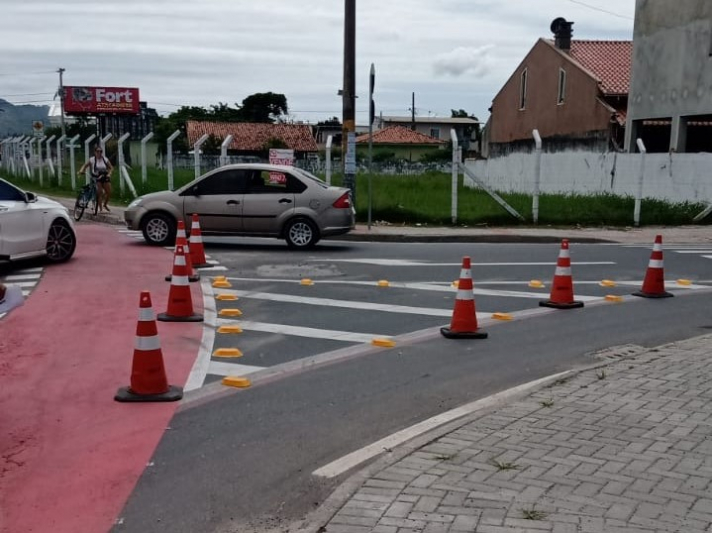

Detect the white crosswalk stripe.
xmin=0 ymin=268 xmax=43 ymax=320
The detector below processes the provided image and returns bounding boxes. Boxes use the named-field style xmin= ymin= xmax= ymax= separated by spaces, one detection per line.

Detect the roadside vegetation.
xmin=1 ymin=168 xmax=708 ymax=228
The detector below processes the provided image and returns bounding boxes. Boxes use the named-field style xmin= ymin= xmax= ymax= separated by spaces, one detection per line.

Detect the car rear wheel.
xmin=141 ymin=212 xmax=176 ymax=246
xmin=46 ymin=219 xmax=76 ymax=263
xmin=285 ymin=218 xmax=319 ymax=249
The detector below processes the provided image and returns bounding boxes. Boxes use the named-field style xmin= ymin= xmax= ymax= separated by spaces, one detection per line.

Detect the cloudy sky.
xmin=1 ymin=0 xmax=635 ymax=125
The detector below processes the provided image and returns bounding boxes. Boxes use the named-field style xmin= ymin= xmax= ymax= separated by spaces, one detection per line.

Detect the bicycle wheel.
xmin=74 ymin=191 xmax=86 ymax=221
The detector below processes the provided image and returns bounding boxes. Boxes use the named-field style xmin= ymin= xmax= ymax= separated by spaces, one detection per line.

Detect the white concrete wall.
xmin=465 ymin=152 xmax=712 ymax=203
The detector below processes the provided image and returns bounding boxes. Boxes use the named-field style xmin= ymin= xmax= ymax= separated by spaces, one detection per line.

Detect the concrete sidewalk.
xmin=318 ymin=335 xmax=712 ymax=533
xmin=50 ymin=195 xmax=711 ymax=245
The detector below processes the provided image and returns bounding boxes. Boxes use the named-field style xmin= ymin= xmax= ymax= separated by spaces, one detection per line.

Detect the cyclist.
xmin=78 ymin=146 xmax=113 ymax=212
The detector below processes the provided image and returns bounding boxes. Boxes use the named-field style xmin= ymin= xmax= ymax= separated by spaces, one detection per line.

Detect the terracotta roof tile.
xmin=568 ymin=40 xmax=632 ymax=95
xmin=356 ymin=125 xmax=446 ymax=145
xmin=186 ymin=120 xmax=318 ymax=152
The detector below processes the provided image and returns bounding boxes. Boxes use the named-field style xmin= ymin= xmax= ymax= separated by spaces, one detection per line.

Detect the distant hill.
xmin=0 ymin=99 xmax=50 ymax=137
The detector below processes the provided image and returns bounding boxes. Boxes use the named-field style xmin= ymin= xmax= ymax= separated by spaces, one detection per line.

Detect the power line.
xmin=564 ymin=0 xmax=634 ymax=20
xmin=0 ymin=92 xmax=54 ymax=98
xmin=0 ymin=70 xmax=56 ymax=77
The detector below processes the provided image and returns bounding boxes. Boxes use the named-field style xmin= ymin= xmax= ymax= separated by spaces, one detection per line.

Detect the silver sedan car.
xmin=124 ymin=164 xmax=355 ymax=249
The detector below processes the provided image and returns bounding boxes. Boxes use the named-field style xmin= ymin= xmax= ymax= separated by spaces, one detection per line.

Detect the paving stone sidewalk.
xmin=323 ymin=335 xmax=712 ymax=533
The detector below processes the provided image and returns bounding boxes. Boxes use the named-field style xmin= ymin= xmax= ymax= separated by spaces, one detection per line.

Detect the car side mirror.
xmin=25 ymin=192 xmax=37 ymax=203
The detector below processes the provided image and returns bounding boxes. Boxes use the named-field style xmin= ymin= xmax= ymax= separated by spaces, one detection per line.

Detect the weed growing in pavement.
xmin=597 ymin=369 xmax=607 ymax=380
xmin=545 ymin=377 xmax=570 ymax=388
xmin=434 ymin=453 xmax=457 ymax=461
xmin=540 ymin=399 xmax=554 ymax=408
xmin=491 ymin=459 xmax=520 ymax=471
xmin=521 ymin=507 xmax=548 ymax=520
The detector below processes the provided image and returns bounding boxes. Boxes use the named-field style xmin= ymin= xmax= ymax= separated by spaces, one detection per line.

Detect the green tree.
xmin=451 ymin=109 xmax=481 ymax=147
xmin=238 ymin=92 xmax=288 ymax=123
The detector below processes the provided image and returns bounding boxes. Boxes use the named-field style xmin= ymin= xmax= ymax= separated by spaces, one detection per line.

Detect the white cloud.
xmin=433 ymin=45 xmax=495 ymax=77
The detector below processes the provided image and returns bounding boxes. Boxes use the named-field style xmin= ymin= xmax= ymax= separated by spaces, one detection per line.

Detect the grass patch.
xmin=521 ymin=507 xmax=548 ymax=520
xmin=539 ymin=399 xmax=554 ymax=408
xmin=491 ymin=459 xmax=520 ymax=471
xmin=1 ymin=167 xmax=709 ymax=227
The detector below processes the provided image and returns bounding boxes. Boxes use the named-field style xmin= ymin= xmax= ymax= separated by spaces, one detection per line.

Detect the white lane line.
xmin=3 ymin=274 xmax=41 ymax=281
xmin=672 ymin=250 xmax=712 ymax=254
xmin=8 ymin=267 xmax=43 ymax=273
xmin=216 ymin=288 xmax=476 ymax=318
xmin=196 ymin=266 xmax=228 ymax=272
xmin=215 ymin=318 xmax=390 ymax=343
xmin=184 ymin=278 xmax=218 ymax=393
xmin=207 ymin=361 xmax=266 ymax=377
xmin=703 ymin=255 xmax=712 ymax=260
xmin=312 ymin=259 xmax=615 ymax=267
xmin=312 ymin=371 xmax=570 ymax=479
xmin=5 ymin=281 xmax=38 ymax=289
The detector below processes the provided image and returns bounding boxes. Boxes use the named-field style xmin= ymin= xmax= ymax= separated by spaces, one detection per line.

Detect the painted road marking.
xmin=312 ymin=370 xmax=571 ymax=479
xmin=313 ymin=259 xmax=616 ymax=267
xmin=214 ymin=288 xmax=470 ymax=318
xmin=207 ymin=360 xmax=266 ymax=377
xmin=215 ymin=318 xmax=388 ymax=343
xmin=0 ymin=268 xmax=42 ymax=320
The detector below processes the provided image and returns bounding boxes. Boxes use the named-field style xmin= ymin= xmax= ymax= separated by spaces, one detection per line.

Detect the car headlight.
xmin=128 ymin=198 xmax=143 ymax=209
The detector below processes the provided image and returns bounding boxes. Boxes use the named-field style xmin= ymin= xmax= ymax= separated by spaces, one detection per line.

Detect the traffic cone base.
xmin=115 ymin=385 xmax=183 ymax=403
xmin=539 ymin=299 xmax=584 ymax=309
xmin=157 ymin=311 xmax=203 ymax=322
xmin=440 ymin=326 xmax=488 ymax=339
xmin=632 ymin=289 xmax=673 ymax=299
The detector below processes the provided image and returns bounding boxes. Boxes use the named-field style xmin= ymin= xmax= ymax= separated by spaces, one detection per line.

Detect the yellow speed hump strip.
xmin=222 ymin=376 xmax=251 ymax=388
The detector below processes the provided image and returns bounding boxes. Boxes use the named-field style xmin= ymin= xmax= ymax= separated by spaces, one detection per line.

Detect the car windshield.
xmin=0 ymin=179 xmax=26 ymax=201
xmin=291 ymin=168 xmax=328 ymax=188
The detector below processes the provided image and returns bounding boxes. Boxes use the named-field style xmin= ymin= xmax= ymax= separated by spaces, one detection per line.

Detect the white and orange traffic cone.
xmin=166 ymin=220 xmax=199 ymax=282
xmin=189 ymin=213 xmax=209 ymax=268
xmin=540 ymin=239 xmax=584 ymax=309
xmin=440 ymin=256 xmax=488 ymax=339
xmin=115 ymin=291 xmax=183 ymax=402
xmin=633 ymin=235 xmax=673 ymax=298
xmin=157 ymin=244 xmax=204 ymax=323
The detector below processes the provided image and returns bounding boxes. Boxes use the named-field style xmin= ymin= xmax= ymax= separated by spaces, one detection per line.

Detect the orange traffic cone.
xmin=166 ymin=220 xmax=199 ymax=282
xmin=157 ymin=244 xmax=204 ymax=323
xmin=633 ymin=235 xmax=673 ymax=298
xmin=441 ymin=256 xmax=487 ymax=339
xmin=115 ymin=291 xmax=183 ymax=402
xmin=189 ymin=213 xmax=209 ymax=268
xmin=540 ymin=239 xmax=584 ymax=309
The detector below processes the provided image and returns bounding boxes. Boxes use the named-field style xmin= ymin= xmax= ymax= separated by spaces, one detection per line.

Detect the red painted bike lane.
xmin=0 ymin=224 xmax=204 ymax=533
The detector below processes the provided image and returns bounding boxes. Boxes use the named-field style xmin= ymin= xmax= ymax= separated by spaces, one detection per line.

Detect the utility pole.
xmin=342 ymin=0 xmax=356 ymax=204
xmin=57 ymin=68 xmax=66 ymax=138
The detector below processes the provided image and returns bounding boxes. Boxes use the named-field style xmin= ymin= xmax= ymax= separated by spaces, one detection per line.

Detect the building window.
xmin=558 ymin=68 xmax=567 ymax=104
xmin=519 ymin=68 xmax=528 ymax=110
xmin=430 ymin=127 xmax=440 ymax=139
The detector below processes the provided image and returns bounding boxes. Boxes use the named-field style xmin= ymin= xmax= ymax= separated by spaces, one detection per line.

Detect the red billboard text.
xmin=63 ymin=86 xmax=140 ymax=115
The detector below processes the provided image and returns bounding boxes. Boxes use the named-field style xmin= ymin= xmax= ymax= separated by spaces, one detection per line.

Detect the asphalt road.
xmin=114 ymin=239 xmax=712 ymax=533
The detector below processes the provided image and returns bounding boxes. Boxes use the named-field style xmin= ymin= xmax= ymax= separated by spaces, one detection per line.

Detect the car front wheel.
xmin=285 ymin=218 xmax=319 ymax=249
xmin=46 ymin=219 xmax=76 ymax=263
xmin=141 ymin=212 xmax=176 ymax=246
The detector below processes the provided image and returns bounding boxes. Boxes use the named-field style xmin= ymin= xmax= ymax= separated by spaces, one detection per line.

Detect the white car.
xmin=0 ymin=178 xmax=77 ymax=263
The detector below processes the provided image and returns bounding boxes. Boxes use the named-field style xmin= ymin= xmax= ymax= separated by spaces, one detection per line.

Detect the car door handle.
xmin=278 ymin=198 xmax=293 ymax=204
xmin=226 ymin=200 xmax=240 ymax=206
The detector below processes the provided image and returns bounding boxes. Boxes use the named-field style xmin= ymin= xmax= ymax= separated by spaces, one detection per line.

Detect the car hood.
xmin=134 ymin=190 xmax=177 ymax=203
xmin=34 ymin=195 xmax=68 ymax=210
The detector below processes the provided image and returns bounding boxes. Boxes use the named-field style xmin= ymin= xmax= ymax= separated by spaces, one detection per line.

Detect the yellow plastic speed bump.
xmin=605 ymin=294 xmax=624 ymax=302
xmin=600 ymin=279 xmax=617 ymax=287
xmin=213 ymin=280 xmax=232 ymax=288
xmin=216 ymin=294 xmax=238 ymax=301
xmin=222 ymin=376 xmax=251 ymax=388
xmin=213 ymin=275 xmax=227 ymax=281
xmin=528 ymin=280 xmax=544 ymax=288
xmin=300 ymin=278 xmax=314 ymax=286
xmin=217 ymin=325 xmax=243 ymax=334
xmin=377 ymin=280 xmax=390 ymax=287
xmin=213 ymin=348 xmax=243 ymax=358
xmin=492 ymin=312 xmax=513 ymax=321
xmin=219 ymin=308 xmax=243 ymax=317
xmin=677 ymin=279 xmax=692 ymax=286
xmin=371 ymin=338 xmax=396 ymax=348
xmin=451 ymin=280 xmax=459 ymax=288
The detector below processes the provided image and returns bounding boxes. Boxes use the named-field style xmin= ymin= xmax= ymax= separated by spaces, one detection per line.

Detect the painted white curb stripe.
xmin=184 ymin=278 xmax=218 ymax=392
xmin=312 ymin=371 xmax=570 ymax=479
xmin=207 ymin=361 xmax=265 ymax=377
xmin=135 ymin=335 xmax=161 ymax=351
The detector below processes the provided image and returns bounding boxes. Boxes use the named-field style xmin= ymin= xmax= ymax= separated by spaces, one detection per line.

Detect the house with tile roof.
xmin=186 ymin=120 xmax=318 ymax=158
xmin=377 ymin=116 xmax=480 ymax=154
xmin=355 ymin=125 xmax=447 ymax=162
xmin=485 ymin=18 xmax=631 ymax=157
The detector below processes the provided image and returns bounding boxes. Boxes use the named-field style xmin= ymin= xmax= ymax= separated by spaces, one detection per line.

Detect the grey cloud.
xmin=433 ymin=45 xmax=495 ymax=77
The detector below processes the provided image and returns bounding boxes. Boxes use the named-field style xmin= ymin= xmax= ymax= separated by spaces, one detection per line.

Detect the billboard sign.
xmin=63 ymin=86 xmax=140 ymax=115
xmin=268 ymin=148 xmax=294 ymax=184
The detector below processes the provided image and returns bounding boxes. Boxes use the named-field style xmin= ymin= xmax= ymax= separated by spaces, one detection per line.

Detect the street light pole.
xmin=342 ymin=0 xmax=356 ymax=205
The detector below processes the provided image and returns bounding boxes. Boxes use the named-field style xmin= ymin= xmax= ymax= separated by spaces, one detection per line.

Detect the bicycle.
xmin=73 ymin=179 xmax=100 ymax=221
